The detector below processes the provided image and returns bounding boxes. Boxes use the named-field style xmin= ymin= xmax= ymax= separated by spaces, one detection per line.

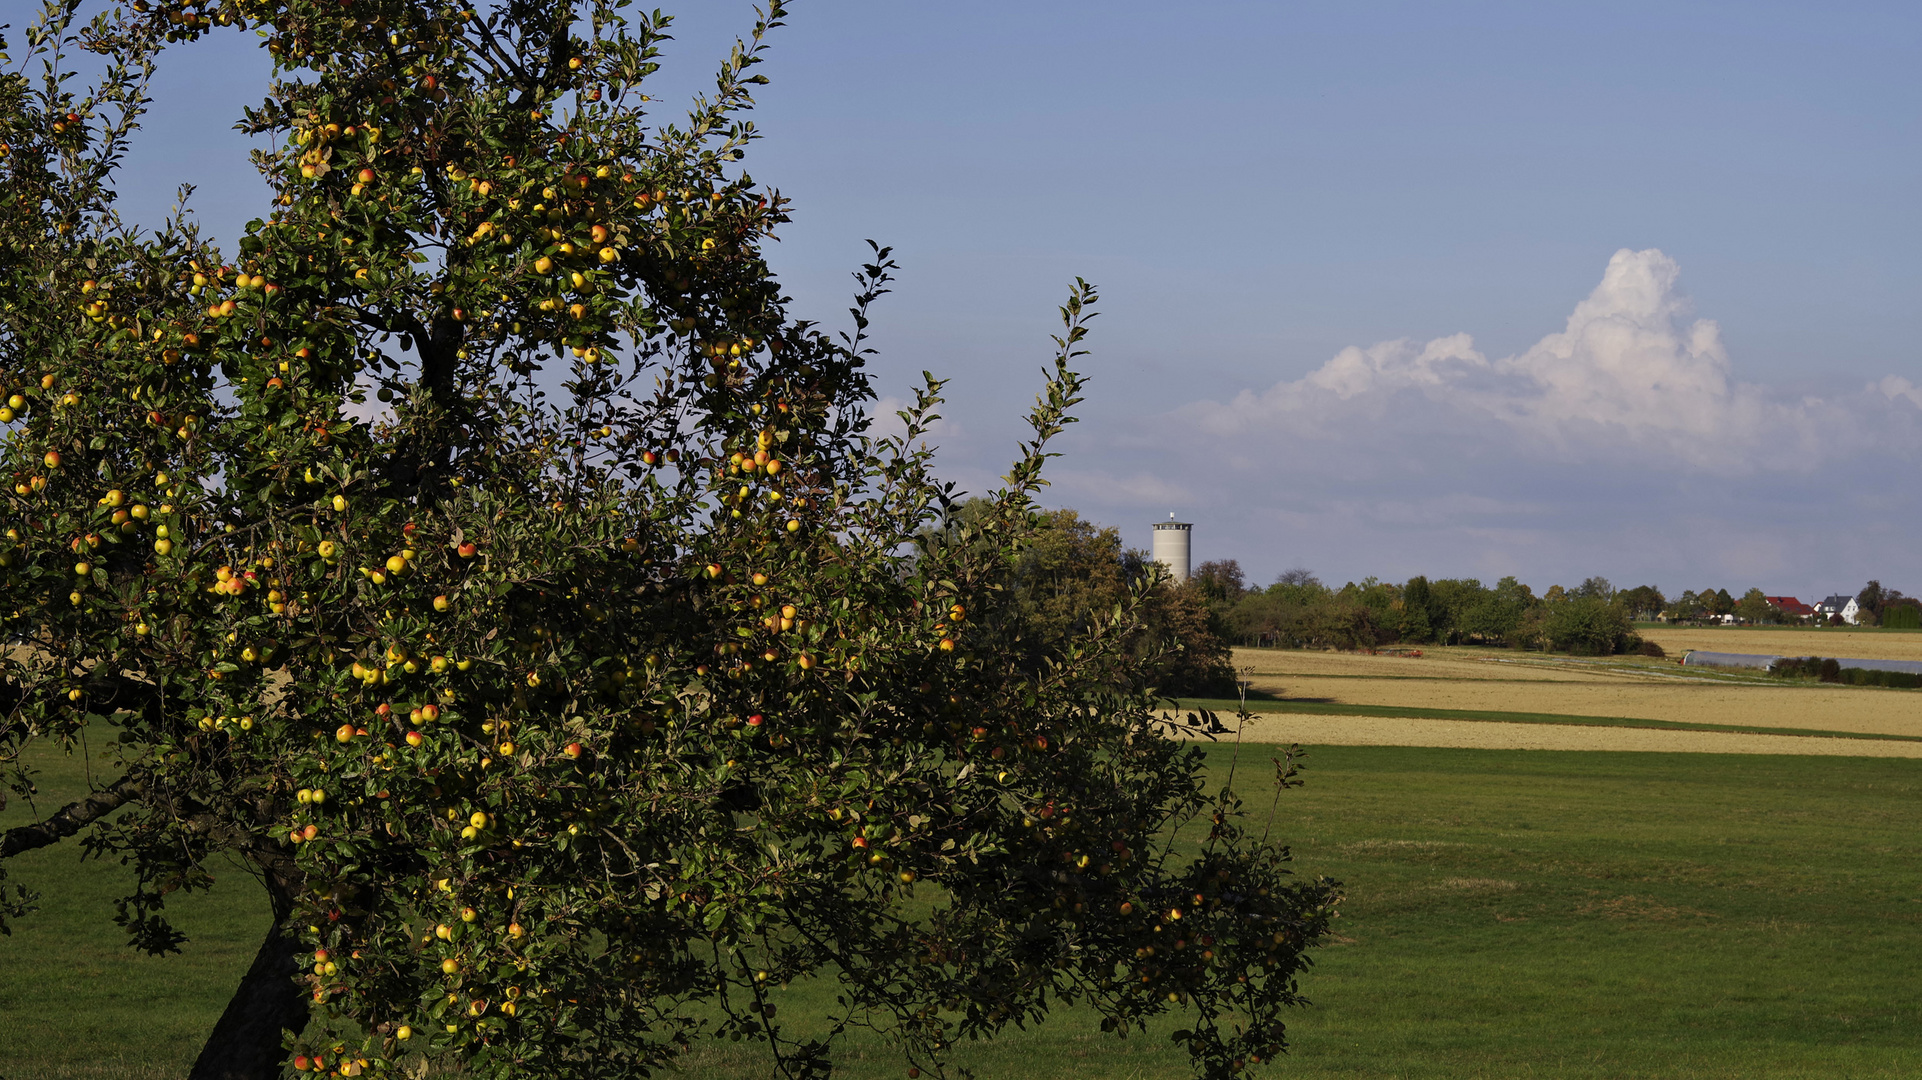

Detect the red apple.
xmin=405 ymin=731 xmax=423 ymax=747
xmin=457 ymin=542 xmax=478 ymax=558
xmin=563 ymin=742 xmax=583 ymax=759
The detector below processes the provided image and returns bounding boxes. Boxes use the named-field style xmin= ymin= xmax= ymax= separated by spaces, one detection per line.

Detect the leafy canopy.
xmin=0 ymin=1 xmax=1337 ymax=1077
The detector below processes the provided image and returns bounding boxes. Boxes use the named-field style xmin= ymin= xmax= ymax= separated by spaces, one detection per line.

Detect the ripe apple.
xmin=358 ymin=167 xmax=375 ymax=183
xmin=43 ymin=450 xmax=61 ymax=469
xmin=335 ymin=723 xmax=357 ymax=743
xmin=395 ymin=1026 xmax=413 ymax=1041
xmin=332 ymin=494 xmax=348 ymax=512
xmin=405 ymin=731 xmax=423 ymax=747
xmin=420 ymin=704 xmax=440 ymax=722
xmin=457 ymin=542 xmax=477 ymax=558
xmin=704 ymin=563 xmax=722 ymax=579
xmin=746 ymin=714 xmax=763 ymax=727
xmin=433 ymin=594 xmax=451 ymax=612
xmin=563 ymin=742 xmax=584 ymax=759
xmin=441 ymin=958 xmax=460 ymax=974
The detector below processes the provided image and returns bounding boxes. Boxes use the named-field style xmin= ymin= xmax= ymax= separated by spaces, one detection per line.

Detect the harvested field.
xmin=1235 ymin=647 xmax=1600 ymax=683
xmin=1221 ymin=712 xmax=1922 ymax=757
xmin=1639 ymin=625 xmax=1922 ymax=662
xmin=1206 ymin=645 xmax=1922 ymax=753
xmin=1243 ymin=674 xmax=1922 ymax=737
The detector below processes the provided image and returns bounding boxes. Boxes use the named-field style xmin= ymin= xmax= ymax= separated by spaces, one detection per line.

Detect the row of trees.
xmin=989 ymin=519 xmax=1922 ymax=674
xmin=1191 ymin=564 xmax=1922 ymax=649
xmin=1197 ymin=569 xmax=1647 ymax=656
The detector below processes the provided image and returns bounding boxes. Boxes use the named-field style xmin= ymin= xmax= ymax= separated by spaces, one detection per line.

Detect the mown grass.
xmin=0 ymin=737 xmax=271 ymax=1080
xmin=5 ymin=738 xmax=1922 ymax=1078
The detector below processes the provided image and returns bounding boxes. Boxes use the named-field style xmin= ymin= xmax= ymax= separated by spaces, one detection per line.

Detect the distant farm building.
xmin=1812 ymin=595 xmax=1862 ymax=624
xmin=1765 ymin=596 xmax=1814 ymax=619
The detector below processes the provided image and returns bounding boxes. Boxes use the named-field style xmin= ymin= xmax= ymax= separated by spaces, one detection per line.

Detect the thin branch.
xmin=0 ymin=774 xmax=139 ymax=859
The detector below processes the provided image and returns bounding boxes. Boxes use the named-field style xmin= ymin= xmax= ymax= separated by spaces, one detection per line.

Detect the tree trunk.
xmin=188 ymin=866 xmax=306 ymax=1080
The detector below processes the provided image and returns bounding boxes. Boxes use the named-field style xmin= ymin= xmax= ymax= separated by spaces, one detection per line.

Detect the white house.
xmin=1812 ymin=595 xmax=1861 ymax=624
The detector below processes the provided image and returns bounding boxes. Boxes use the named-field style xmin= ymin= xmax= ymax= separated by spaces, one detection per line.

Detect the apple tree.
xmin=0 ymin=1 xmax=1339 ymax=1077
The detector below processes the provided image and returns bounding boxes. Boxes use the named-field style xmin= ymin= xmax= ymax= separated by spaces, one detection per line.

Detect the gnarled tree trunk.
xmin=188 ymin=863 xmax=306 ymax=1080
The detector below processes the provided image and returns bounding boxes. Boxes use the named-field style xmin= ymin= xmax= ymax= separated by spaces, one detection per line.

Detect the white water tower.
xmin=1152 ymin=513 xmax=1192 ymax=584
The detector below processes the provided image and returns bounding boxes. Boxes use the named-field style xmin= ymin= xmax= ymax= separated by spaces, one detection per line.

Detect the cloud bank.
xmin=1054 ymin=249 xmax=1922 ymax=596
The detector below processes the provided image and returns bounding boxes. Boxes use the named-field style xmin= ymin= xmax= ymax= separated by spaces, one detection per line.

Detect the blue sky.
xmin=103 ymin=1 xmax=1922 ymax=600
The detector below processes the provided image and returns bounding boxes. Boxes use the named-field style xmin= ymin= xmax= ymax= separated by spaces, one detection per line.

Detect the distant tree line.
xmin=1200 ymin=567 xmax=1652 ymax=656
xmin=1770 ymin=656 xmax=1922 ymax=689
xmin=950 ymin=504 xmax=1922 ymax=698
xmin=1662 ymin=581 xmax=1921 ymax=627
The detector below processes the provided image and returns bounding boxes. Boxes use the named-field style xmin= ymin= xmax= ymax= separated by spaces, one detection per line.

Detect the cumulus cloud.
xmin=1050 ymin=249 xmax=1922 ymax=593
xmin=1178 ymin=248 xmax=1899 ymax=472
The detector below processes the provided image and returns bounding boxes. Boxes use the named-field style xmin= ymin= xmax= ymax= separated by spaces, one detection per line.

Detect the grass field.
xmin=6 ymin=731 xmax=1922 ymax=1078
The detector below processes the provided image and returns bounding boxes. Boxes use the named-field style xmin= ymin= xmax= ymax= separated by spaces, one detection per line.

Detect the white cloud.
xmin=1051 ymin=249 xmax=1922 ymax=595
xmin=1177 ymin=249 xmax=1877 ymax=472
xmin=1879 ymin=375 xmax=1922 ymax=411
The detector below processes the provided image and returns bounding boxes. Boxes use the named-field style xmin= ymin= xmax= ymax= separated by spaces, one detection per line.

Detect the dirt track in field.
xmin=1214 ymin=645 xmax=1922 ymax=755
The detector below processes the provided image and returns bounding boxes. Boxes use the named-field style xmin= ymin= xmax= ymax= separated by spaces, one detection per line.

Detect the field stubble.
xmin=1222 ymin=636 xmax=1922 ymax=752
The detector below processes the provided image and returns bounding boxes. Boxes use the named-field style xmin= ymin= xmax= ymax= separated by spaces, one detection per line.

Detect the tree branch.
xmin=0 ymin=775 xmax=139 ymax=860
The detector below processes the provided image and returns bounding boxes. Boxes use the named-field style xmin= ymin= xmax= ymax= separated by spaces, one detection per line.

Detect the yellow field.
xmin=1637 ymin=624 xmax=1922 ymax=662
xmin=1226 ymin=712 xmax=1922 ymax=758
xmin=1211 ymin=645 xmax=1922 ymax=755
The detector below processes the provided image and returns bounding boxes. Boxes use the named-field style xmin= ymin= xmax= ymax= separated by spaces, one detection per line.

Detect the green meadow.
xmin=4 ymin=737 xmax=1920 ymax=1078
